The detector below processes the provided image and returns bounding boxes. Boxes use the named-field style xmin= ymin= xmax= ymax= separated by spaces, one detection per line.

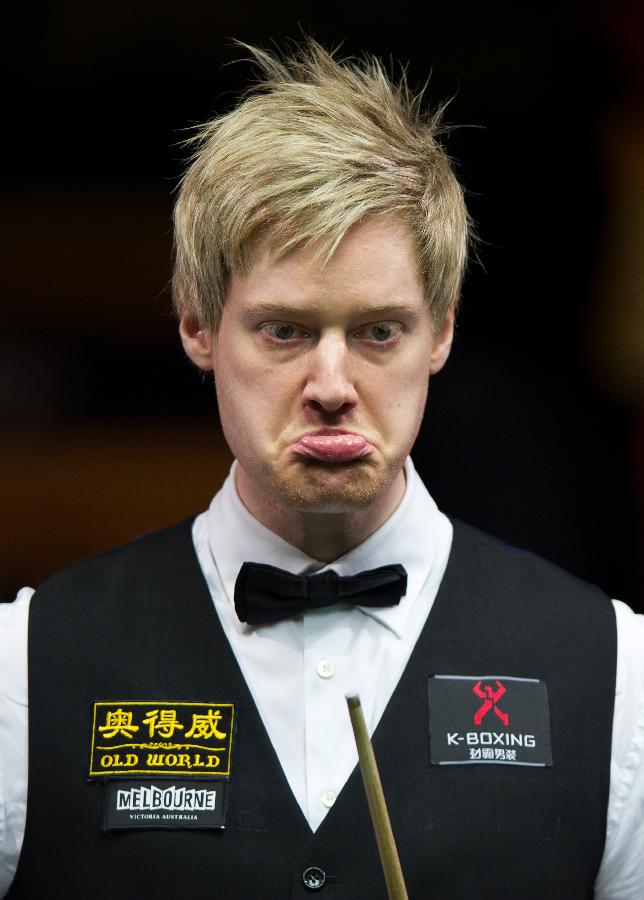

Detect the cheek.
xmin=363 ymin=360 xmax=430 ymax=424
xmin=215 ymin=357 xmax=299 ymax=430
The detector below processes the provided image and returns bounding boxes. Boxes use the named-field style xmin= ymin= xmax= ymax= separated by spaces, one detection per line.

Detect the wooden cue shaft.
xmin=346 ymin=694 xmax=409 ymax=900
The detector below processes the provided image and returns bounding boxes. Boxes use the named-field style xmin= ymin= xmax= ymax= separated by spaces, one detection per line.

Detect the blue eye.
xmin=264 ymin=323 xmax=298 ymax=340
xmin=357 ymin=323 xmax=401 ymax=343
xmin=371 ymin=324 xmax=394 ymax=341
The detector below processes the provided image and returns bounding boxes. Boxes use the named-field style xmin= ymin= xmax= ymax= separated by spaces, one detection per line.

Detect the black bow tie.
xmin=234 ymin=562 xmax=408 ymax=626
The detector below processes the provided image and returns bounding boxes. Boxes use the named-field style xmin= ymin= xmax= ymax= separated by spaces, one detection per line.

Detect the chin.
xmin=268 ymin=457 xmax=400 ymax=513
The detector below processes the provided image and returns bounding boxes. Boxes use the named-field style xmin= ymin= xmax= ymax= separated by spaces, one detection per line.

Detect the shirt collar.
xmin=206 ymin=457 xmax=448 ymax=639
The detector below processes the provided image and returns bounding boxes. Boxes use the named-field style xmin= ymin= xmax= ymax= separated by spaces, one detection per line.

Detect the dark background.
xmin=3 ymin=1 xmax=643 ymax=610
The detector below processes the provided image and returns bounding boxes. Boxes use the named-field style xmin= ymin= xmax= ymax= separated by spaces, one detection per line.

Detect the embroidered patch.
xmin=89 ymin=701 xmax=235 ymax=778
xmin=102 ymin=779 xmax=227 ymax=830
xmin=428 ymin=675 xmax=552 ymax=766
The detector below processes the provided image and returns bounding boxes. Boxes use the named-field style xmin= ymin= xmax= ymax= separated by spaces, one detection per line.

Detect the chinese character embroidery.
xmin=185 ymin=709 xmax=228 ymax=740
xmin=142 ymin=708 xmax=185 ymax=738
xmin=98 ymin=708 xmax=140 ymax=739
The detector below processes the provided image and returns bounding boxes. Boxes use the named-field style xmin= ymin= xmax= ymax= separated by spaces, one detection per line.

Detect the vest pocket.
xmin=428 ymin=765 xmax=561 ymax=841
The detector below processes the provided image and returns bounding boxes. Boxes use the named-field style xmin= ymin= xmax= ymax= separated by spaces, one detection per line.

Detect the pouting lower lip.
xmin=290 ymin=432 xmax=374 ymax=462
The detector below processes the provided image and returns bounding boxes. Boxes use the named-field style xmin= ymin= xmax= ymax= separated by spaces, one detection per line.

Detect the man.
xmin=1 ymin=40 xmax=643 ymax=899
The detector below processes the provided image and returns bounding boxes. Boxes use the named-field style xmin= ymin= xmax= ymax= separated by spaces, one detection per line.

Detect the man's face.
xmin=182 ymin=215 xmax=453 ymax=519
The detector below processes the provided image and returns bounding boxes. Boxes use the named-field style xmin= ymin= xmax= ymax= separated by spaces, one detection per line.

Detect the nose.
xmin=301 ymin=333 xmax=359 ymax=416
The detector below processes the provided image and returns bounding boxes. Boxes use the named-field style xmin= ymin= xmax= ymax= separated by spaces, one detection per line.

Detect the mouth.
xmin=289 ymin=429 xmax=375 ymax=463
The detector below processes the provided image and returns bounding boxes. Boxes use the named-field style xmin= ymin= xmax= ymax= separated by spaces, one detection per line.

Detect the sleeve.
xmin=594 ymin=599 xmax=644 ymax=899
xmin=0 ymin=588 xmax=31 ymax=899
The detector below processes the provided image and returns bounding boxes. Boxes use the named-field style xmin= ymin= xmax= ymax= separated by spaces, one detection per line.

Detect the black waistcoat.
xmin=9 ymin=518 xmax=616 ymax=899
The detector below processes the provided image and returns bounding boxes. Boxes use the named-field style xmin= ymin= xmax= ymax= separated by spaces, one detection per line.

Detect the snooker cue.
xmin=346 ymin=694 xmax=409 ymax=900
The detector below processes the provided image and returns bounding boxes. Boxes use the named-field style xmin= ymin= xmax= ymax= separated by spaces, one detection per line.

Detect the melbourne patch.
xmin=428 ymin=675 xmax=552 ymax=766
xmin=102 ymin=779 xmax=227 ymax=830
xmin=89 ymin=701 xmax=235 ymax=778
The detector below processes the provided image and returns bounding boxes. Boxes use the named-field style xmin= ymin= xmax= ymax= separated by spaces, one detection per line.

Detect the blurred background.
xmin=2 ymin=0 xmax=643 ymax=610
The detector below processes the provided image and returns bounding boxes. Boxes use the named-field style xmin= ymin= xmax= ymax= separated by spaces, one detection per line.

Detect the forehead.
xmin=228 ymin=215 xmax=426 ymax=316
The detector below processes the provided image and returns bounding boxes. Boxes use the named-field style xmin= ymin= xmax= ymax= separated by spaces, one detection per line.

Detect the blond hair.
xmin=172 ymin=39 xmax=470 ymax=332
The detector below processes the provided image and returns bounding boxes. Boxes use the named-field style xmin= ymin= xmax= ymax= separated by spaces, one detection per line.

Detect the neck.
xmin=235 ymin=466 xmax=406 ymax=562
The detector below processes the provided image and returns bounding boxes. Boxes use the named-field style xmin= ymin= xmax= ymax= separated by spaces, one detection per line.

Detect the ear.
xmin=429 ymin=306 xmax=455 ymax=375
xmin=179 ymin=314 xmax=216 ymax=372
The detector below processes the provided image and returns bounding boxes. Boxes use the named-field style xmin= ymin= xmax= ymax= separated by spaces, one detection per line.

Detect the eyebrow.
xmin=246 ymin=301 xmax=421 ymax=318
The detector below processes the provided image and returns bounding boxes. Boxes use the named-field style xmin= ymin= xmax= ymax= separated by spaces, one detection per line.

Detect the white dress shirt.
xmin=1 ymin=457 xmax=643 ymax=898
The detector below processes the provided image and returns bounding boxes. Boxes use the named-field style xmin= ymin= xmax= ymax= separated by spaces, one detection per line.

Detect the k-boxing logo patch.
xmin=89 ymin=702 xmax=235 ymax=778
xmin=428 ymin=675 xmax=552 ymax=766
xmin=102 ymin=779 xmax=227 ymax=831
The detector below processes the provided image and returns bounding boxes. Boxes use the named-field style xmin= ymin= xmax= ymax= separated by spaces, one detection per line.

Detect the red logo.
xmin=472 ymin=680 xmax=509 ymax=726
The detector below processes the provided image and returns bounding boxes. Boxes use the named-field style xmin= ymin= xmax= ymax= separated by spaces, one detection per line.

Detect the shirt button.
xmin=316 ymin=659 xmax=335 ymax=679
xmin=302 ymin=866 xmax=326 ymax=890
xmin=321 ymin=789 xmax=336 ymax=808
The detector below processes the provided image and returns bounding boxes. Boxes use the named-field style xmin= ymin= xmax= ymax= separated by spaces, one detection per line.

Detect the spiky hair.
xmin=172 ymin=39 xmax=470 ymax=331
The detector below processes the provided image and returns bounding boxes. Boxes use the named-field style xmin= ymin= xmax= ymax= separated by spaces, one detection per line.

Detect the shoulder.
xmin=612 ymin=599 xmax=644 ymax=724
xmin=31 ymin=518 xmax=196 ymax=609
xmin=450 ymin=517 xmax=612 ymax=605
